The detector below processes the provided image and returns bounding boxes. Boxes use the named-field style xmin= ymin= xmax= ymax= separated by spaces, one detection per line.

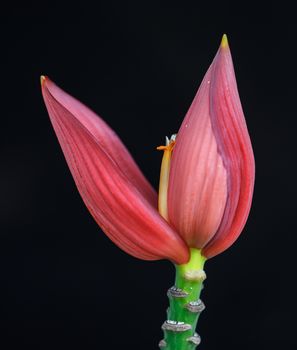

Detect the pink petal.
xmin=41 ymin=77 xmax=189 ymax=263
xmin=43 ymin=77 xmax=156 ymax=206
xmin=202 ymin=40 xmax=255 ymax=258
xmin=167 ymin=37 xmax=255 ymax=259
xmin=167 ymin=67 xmax=228 ymax=249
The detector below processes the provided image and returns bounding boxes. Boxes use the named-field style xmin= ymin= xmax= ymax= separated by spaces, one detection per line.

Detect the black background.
xmin=1 ymin=1 xmax=296 ymax=349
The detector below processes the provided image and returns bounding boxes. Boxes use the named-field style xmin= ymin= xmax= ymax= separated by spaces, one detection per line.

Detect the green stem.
xmin=160 ymin=248 xmax=207 ymax=350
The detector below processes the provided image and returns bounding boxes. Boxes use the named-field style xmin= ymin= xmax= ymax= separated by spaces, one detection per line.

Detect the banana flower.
xmin=41 ymin=35 xmax=255 ymax=349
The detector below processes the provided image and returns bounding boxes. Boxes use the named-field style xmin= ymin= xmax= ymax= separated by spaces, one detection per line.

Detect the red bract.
xmin=168 ymin=35 xmax=255 ymax=258
xmin=41 ymin=77 xmax=189 ymax=264
xmin=41 ymin=35 xmax=255 ymax=263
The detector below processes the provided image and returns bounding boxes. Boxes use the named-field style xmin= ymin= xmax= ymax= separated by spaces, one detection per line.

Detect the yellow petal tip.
xmin=220 ymin=34 xmax=229 ymax=49
xmin=40 ymin=75 xmax=46 ymax=86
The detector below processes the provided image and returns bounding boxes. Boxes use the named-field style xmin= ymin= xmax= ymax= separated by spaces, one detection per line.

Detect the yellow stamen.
xmin=157 ymin=135 xmax=176 ymax=220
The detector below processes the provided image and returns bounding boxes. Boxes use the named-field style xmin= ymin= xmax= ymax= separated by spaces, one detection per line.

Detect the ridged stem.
xmin=160 ymin=248 xmax=207 ymax=350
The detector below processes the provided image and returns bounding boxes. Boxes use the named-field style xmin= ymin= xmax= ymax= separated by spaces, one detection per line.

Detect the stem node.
xmin=167 ymin=286 xmax=189 ymax=298
xmin=187 ymin=333 xmax=201 ymax=346
xmin=185 ymin=299 xmax=205 ymax=313
xmin=184 ymin=269 xmax=206 ymax=282
xmin=159 ymin=339 xmax=167 ymax=348
xmin=162 ymin=321 xmax=192 ymax=332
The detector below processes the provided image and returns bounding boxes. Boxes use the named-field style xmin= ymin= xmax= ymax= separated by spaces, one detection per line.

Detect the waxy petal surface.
xmin=168 ymin=37 xmax=255 ymax=258
xmin=168 ymin=67 xmax=228 ymax=249
xmin=43 ymin=78 xmax=156 ymax=206
xmin=202 ymin=41 xmax=255 ymax=258
xmin=42 ymin=78 xmax=189 ymax=263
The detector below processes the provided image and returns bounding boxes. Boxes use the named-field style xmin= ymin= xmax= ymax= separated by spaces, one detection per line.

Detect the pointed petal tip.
xmin=40 ymin=75 xmax=47 ymax=86
xmin=220 ymin=34 xmax=229 ymax=49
